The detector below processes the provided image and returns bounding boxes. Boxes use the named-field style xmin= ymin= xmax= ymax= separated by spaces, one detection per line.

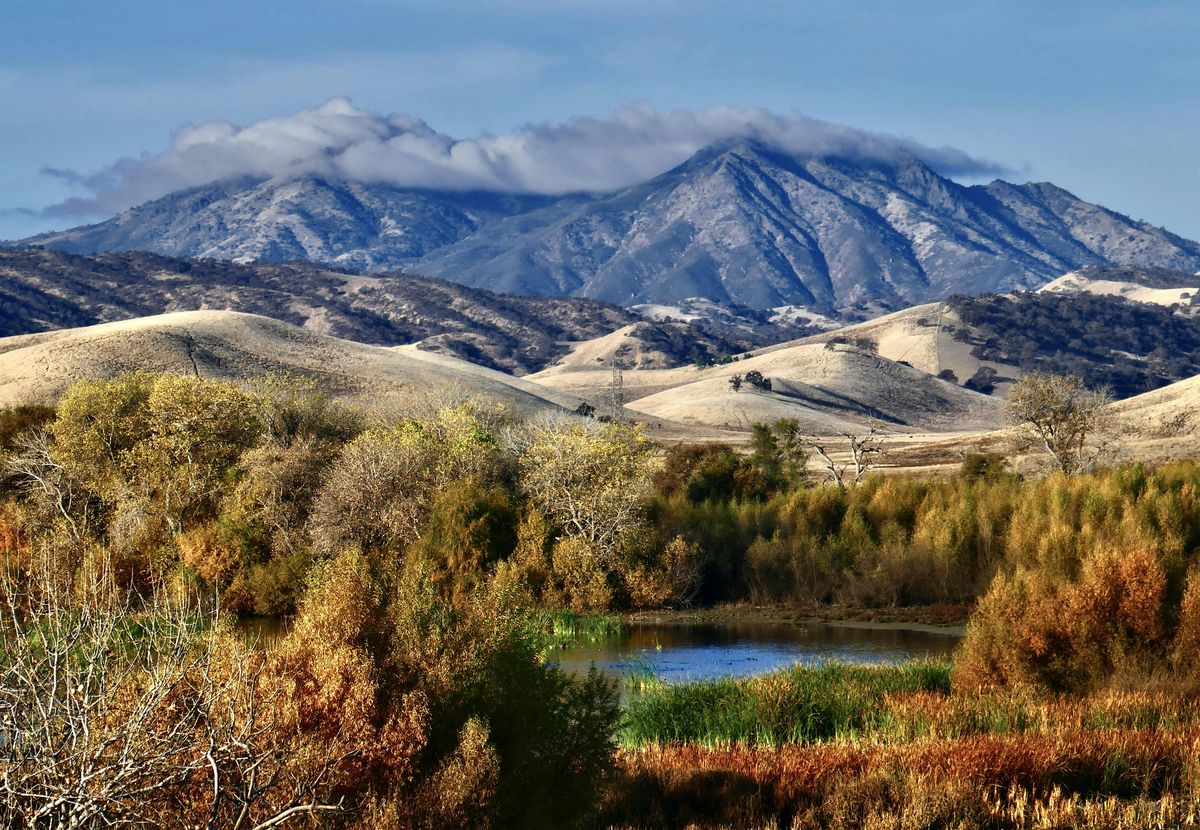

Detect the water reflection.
xmin=549 ymin=621 xmax=960 ymax=684
xmin=237 ymin=616 xmax=961 ymax=686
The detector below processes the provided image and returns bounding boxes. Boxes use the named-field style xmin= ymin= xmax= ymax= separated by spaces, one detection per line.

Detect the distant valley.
xmin=1 ymin=247 xmax=1196 ymax=457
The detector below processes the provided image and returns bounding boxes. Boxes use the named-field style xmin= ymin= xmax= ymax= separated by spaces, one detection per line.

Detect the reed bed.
xmin=598 ymin=729 xmax=1200 ymax=829
xmin=619 ymin=661 xmax=952 ymax=746
xmin=532 ymin=607 xmax=625 ymax=649
xmin=620 ymin=660 xmax=1200 ymax=748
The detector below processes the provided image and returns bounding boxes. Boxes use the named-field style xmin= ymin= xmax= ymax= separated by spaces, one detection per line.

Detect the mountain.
xmin=0 ymin=249 xmax=809 ymax=374
xmin=0 ymin=310 xmax=583 ymax=416
xmin=22 ymin=140 xmax=1200 ymax=312
xmin=21 ymin=178 xmax=553 ymax=270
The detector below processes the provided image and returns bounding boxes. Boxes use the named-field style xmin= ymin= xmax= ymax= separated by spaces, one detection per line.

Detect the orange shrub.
xmin=956 ymin=545 xmax=1175 ymax=692
xmin=1173 ymin=568 xmax=1200 ymax=673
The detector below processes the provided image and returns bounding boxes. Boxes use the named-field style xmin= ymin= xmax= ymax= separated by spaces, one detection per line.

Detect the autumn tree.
xmin=513 ymin=417 xmax=657 ymax=569
xmin=750 ymin=419 xmax=811 ymax=491
xmin=46 ymin=373 xmax=262 ymax=535
xmin=0 ymin=405 xmax=55 ymax=497
xmin=248 ymin=373 xmax=363 ymax=449
xmin=307 ymin=423 xmax=437 ymax=554
xmin=309 ymin=403 xmax=508 ymax=556
xmin=1006 ymin=372 xmax=1114 ymax=474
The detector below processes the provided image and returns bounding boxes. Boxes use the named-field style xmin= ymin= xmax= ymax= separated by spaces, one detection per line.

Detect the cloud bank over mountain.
xmin=43 ymin=98 xmax=1011 ymax=218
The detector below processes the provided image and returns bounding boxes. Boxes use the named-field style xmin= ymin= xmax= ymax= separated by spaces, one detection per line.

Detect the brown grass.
xmin=598 ymin=728 xmax=1200 ymax=829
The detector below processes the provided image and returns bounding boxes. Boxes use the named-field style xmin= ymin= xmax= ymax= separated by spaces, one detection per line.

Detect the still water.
xmin=548 ymin=621 xmax=961 ymax=684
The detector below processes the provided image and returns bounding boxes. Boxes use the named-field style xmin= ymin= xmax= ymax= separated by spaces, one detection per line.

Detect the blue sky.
xmin=2 ymin=0 xmax=1198 ymax=240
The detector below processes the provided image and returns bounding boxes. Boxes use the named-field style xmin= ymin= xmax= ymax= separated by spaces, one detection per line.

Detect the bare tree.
xmin=1006 ymin=373 xmax=1114 ymax=474
xmin=808 ymin=429 xmax=886 ymax=490
xmin=5 ymin=429 xmax=89 ymax=540
xmin=0 ymin=557 xmax=345 ymax=829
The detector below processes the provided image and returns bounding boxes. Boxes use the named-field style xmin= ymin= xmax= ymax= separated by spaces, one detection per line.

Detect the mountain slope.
xmin=22 ymin=140 xmax=1200 ymax=312
xmin=0 ymin=249 xmax=812 ymax=374
xmin=0 ymin=310 xmax=581 ymax=415
xmin=622 ymin=343 xmax=1003 ymax=433
xmin=530 ymin=332 xmax=1003 ymax=434
xmin=1038 ymin=265 xmax=1199 ymax=310
xmin=0 ymin=249 xmax=640 ymax=374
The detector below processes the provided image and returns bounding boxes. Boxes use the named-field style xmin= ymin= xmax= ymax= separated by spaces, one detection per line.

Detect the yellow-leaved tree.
xmin=512 ymin=417 xmax=658 ymax=609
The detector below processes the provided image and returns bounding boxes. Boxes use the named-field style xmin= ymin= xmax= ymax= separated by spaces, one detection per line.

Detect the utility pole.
xmin=609 ymin=358 xmax=625 ymax=420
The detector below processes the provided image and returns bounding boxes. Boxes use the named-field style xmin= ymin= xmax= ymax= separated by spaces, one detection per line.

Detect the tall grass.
xmin=620 ymin=660 xmax=1200 ymax=748
xmin=531 ymin=607 xmax=625 ymax=650
xmin=597 ymin=729 xmax=1200 ymax=829
xmin=619 ymin=660 xmax=951 ymax=746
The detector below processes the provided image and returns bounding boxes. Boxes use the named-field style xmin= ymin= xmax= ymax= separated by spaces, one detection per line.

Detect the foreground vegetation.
xmin=600 ymin=729 xmax=1200 ymax=829
xmin=1 ymin=373 xmax=1198 ymax=828
xmin=602 ymin=662 xmax=1200 ymax=828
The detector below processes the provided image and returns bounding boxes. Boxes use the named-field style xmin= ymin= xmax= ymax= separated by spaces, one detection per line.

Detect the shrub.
xmin=623 ymin=535 xmax=703 ymax=609
xmin=552 ymin=536 xmax=614 ymax=612
xmin=408 ymin=480 xmax=518 ymax=603
xmin=653 ymin=443 xmax=739 ymax=503
xmin=955 ymin=545 xmax=1174 ymax=692
xmin=960 ymin=452 xmax=1009 ymax=480
xmin=1171 ymin=567 xmax=1200 ymax=672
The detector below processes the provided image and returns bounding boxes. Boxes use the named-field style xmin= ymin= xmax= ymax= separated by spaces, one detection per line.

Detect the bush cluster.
xmin=0 ymin=373 xmax=631 ymax=828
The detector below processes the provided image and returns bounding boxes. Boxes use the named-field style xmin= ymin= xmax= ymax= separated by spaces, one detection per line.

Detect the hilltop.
xmin=0 ymin=310 xmax=581 ymax=416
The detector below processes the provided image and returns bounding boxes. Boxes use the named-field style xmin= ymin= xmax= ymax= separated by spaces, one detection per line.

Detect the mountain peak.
xmin=19 ymin=146 xmax=1200 ymax=312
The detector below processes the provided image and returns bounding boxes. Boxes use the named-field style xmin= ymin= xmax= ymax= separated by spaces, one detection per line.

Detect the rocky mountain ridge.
xmin=22 ymin=140 xmax=1200 ymax=313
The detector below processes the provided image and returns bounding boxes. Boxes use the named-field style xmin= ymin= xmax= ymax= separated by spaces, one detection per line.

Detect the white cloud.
xmin=44 ymin=99 xmax=1010 ymax=217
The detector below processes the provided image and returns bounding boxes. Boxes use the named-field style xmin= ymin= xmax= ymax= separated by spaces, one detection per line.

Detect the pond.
xmin=548 ymin=620 xmax=961 ymax=685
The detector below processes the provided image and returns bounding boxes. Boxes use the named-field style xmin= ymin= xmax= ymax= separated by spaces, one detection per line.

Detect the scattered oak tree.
xmin=1006 ymin=372 xmax=1114 ymax=474
xmin=743 ymin=370 xmax=772 ymax=391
